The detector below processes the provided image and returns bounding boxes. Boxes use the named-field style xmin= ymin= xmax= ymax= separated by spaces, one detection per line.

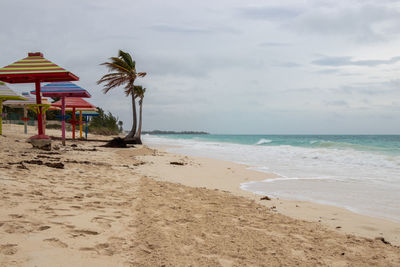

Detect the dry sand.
xmin=0 ymin=124 xmax=399 ymax=266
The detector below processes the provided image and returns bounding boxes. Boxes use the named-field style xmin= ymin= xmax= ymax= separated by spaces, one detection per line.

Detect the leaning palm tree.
xmin=97 ymin=50 xmax=146 ymax=143
xmin=133 ymin=85 xmax=146 ymax=140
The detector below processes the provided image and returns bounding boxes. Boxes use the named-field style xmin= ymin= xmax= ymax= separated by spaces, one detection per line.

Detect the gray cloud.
xmin=149 ymin=24 xmax=213 ymax=34
xmin=315 ymin=69 xmax=340 ymax=74
xmin=325 ymin=100 xmax=348 ymax=107
xmin=238 ymin=6 xmax=303 ymax=21
xmin=149 ymin=24 xmax=240 ymax=35
xmin=292 ymin=4 xmax=400 ymax=42
xmin=1 ymin=0 xmax=400 ymax=134
xmin=312 ymin=56 xmax=400 ymax=67
xmin=238 ymin=3 xmax=400 ymax=43
xmin=259 ymin=42 xmax=291 ymax=47
xmin=273 ymin=62 xmax=301 ymax=68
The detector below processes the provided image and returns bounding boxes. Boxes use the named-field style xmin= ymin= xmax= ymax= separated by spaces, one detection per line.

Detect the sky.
xmin=1 ymin=0 xmax=400 ymax=134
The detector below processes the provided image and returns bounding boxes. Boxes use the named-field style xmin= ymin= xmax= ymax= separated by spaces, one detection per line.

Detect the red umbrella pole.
xmin=34 ymin=80 xmax=44 ymax=136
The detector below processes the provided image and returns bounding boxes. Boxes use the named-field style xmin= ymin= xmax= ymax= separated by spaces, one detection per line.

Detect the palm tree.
xmin=133 ymin=85 xmax=146 ymax=140
xmin=97 ymin=50 xmax=146 ymax=143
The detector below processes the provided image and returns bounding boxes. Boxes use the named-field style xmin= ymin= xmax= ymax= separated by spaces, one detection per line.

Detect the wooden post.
xmin=34 ymin=80 xmax=44 ymax=136
xmin=72 ymin=107 xmax=76 ymax=139
xmin=79 ymin=110 xmax=83 ymax=139
xmin=23 ymin=106 xmax=28 ymax=134
xmin=0 ymin=100 xmax=3 ymax=135
xmin=61 ymin=97 xmax=66 ymax=146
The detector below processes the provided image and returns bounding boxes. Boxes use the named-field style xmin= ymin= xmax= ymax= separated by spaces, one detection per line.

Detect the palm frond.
xmin=102 ymin=76 xmax=128 ymax=94
xmin=101 ymin=61 xmax=131 ymax=74
xmin=111 ymin=56 xmax=133 ymax=71
xmin=97 ymin=73 xmax=126 ymax=85
xmin=124 ymin=87 xmax=134 ymax=96
xmin=98 ymin=50 xmax=146 ymax=99
xmin=119 ymin=50 xmax=135 ymax=69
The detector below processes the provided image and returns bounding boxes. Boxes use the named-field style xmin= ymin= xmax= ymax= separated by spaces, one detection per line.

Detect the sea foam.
xmin=255 ymin=138 xmax=272 ymax=145
xmin=143 ymin=134 xmax=400 ymax=222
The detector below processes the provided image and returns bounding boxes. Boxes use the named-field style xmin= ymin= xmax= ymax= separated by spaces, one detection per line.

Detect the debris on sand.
xmin=260 ymin=196 xmax=271 ymax=201
xmin=375 ymin=237 xmax=391 ymax=245
xmin=9 ymin=160 xmax=64 ymax=169
xmin=102 ymin=137 xmax=128 ymax=148
xmin=170 ymin=161 xmax=185 ymax=166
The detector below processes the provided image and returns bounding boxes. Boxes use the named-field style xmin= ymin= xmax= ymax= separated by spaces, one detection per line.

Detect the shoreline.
xmin=1 ymin=124 xmax=400 ymax=265
xmin=142 ymin=134 xmax=400 ymax=225
xmin=138 ymin=142 xmax=400 ymax=246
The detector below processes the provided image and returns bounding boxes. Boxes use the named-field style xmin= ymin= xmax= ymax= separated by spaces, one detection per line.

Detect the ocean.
xmin=142 ymin=134 xmax=400 ymax=222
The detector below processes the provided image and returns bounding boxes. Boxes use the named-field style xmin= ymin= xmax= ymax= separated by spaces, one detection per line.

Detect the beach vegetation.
xmin=97 ymin=50 xmax=146 ymax=143
xmin=88 ymin=107 xmax=120 ymax=135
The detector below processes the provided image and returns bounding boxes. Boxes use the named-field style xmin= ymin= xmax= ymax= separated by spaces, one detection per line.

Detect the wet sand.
xmin=0 ymin=124 xmax=399 ymax=266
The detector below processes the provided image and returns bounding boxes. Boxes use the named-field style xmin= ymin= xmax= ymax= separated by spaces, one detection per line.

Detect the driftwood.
xmin=170 ymin=162 xmax=185 ymax=166
xmin=102 ymin=138 xmax=127 ymax=148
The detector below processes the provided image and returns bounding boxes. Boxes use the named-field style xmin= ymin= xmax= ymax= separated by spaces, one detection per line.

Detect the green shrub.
xmin=88 ymin=108 xmax=120 ymax=136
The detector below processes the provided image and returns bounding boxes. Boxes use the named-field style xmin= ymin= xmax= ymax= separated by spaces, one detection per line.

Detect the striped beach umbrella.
xmin=0 ymin=53 xmax=78 ymax=83
xmin=31 ymin=82 xmax=91 ymax=144
xmin=0 ymin=82 xmax=26 ymax=134
xmin=39 ymin=81 xmax=91 ymax=97
xmin=52 ymin=97 xmax=96 ymax=139
xmin=4 ymin=92 xmax=50 ymax=134
xmin=75 ymin=110 xmax=99 ymax=139
xmin=0 ymin=52 xmax=79 ymax=139
xmin=51 ymin=97 xmax=95 ymax=109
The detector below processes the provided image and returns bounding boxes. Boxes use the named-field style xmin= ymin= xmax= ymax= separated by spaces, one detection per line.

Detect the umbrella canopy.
xmin=73 ymin=107 xmax=98 ymax=112
xmin=32 ymin=82 xmax=91 ymax=144
xmin=51 ymin=97 xmax=94 ymax=108
xmin=0 ymin=53 xmax=78 ymax=83
xmin=33 ymin=81 xmax=91 ymax=98
xmin=4 ymin=92 xmax=51 ymax=108
xmin=0 ymin=82 xmax=26 ymax=134
xmin=0 ymin=52 xmax=79 ymax=139
xmin=3 ymin=92 xmax=50 ymax=135
xmin=51 ymin=97 xmax=95 ymax=140
xmin=0 ymin=82 xmax=26 ymax=101
xmin=76 ymin=110 xmax=99 ymax=139
xmin=3 ymin=92 xmax=36 ymax=106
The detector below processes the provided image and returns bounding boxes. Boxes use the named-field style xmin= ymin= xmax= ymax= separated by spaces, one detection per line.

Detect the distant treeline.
xmin=143 ymin=130 xmax=209 ymax=135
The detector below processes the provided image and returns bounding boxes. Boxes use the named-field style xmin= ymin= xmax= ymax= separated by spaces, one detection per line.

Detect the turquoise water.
xmin=156 ymin=134 xmax=400 ymax=156
xmin=143 ymin=134 xmax=400 ymax=221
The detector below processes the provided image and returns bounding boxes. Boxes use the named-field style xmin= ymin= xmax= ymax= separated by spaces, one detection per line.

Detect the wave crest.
xmin=256 ymin=138 xmax=272 ymax=145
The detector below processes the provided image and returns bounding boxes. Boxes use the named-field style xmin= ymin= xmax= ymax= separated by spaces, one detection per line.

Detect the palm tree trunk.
xmin=135 ymin=98 xmax=143 ymax=139
xmin=125 ymin=93 xmax=137 ymax=139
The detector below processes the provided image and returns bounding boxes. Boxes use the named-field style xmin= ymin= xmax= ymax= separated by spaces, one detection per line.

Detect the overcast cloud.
xmin=1 ymin=0 xmax=400 ymax=134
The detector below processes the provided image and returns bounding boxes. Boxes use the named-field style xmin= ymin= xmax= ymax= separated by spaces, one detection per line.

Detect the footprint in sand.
xmin=0 ymin=244 xmax=18 ymax=255
xmin=91 ymin=217 xmax=114 ymax=229
xmin=8 ymin=214 xmax=24 ymax=219
xmin=70 ymin=229 xmax=99 ymax=237
xmin=38 ymin=225 xmax=51 ymax=231
xmin=43 ymin=238 xmax=68 ymax=248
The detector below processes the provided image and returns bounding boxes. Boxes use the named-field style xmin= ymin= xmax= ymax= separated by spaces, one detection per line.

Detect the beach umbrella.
xmin=0 ymin=82 xmax=26 ymax=135
xmin=32 ymin=82 xmax=91 ymax=145
xmin=48 ymin=106 xmax=98 ymax=139
xmin=51 ymin=97 xmax=95 ymax=140
xmin=3 ymin=92 xmax=51 ymax=134
xmin=72 ymin=107 xmax=98 ymax=139
xmin=0 ymin=52 xmax=79 ymax=140
xmin=75 ymin=110 xmax=99 ymax=139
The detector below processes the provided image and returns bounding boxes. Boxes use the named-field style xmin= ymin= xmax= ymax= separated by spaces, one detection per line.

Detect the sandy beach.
xmin=1 ymin=124 xmax=400 ymax=266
